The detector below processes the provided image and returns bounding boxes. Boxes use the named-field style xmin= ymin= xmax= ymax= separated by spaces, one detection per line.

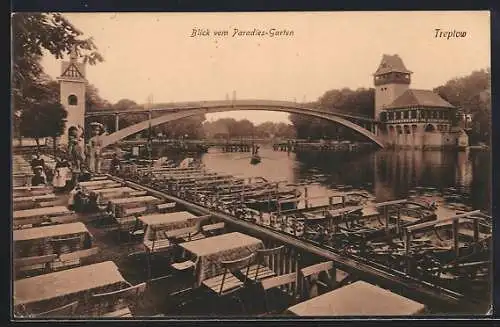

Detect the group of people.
xmin=28 ymin=122 xmax=111 ymax=191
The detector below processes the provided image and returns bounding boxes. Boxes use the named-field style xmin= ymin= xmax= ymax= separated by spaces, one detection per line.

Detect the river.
xmin=179 ymin=146 xmax=492 ymax=218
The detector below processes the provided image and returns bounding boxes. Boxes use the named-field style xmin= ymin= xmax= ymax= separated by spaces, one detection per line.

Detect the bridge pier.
xmin=115 ymin=114 xmax=119 ymax=132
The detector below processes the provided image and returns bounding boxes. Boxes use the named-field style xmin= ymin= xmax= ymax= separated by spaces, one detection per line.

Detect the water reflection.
xmin=175 ymin=145 xmax=491 ymax=214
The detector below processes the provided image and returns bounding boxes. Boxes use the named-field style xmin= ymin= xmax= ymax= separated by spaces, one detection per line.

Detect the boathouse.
xmin=374 ymin=54 xmax=468 ymax=149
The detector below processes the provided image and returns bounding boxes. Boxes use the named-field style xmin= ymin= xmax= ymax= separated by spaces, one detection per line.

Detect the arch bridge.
xmin=84 ymin=99 xmax=385 ymax=148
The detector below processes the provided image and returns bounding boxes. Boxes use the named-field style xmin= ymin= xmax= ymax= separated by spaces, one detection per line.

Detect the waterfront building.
xmin=374 ymin=54 xmax=468 ymax=149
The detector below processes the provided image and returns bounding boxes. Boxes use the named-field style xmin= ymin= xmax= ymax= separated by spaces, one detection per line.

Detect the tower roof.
xmin=374 ymin=54 xmax=412 ymax=75
xmin=385 ymin=89 xmax=455 ymax=109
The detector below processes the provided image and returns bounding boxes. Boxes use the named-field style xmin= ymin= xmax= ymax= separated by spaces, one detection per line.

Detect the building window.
xmin=425 ymin=124 xmax=435 ymax=132
xmin=403 ymin=111 xmax=409 ymax=119
xmin=68 ymin=95 xmax=78 ymax=106
xmin=396 ymin=111 xmax=401 ymax=120
xmin=432 ymin=111 xmax=437 ymax=119
xmin=380 ymin=112 xmax=387 ymax=122
xmin=411 ymin=110 xmax=417 ymax=119
xmin=388 ymin=112 xmax=394 ymax=120
xmin=443 ymin=111 xmax=449 ymax=119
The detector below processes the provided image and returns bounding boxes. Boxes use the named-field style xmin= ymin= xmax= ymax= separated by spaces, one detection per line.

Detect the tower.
xmin=57 ymin=47 xmax=87 ymax=145
xmin=373 ymin=54 xmax=412 ymax=120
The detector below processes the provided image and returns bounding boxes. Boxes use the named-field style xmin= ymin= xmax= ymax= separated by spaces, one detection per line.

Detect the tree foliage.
xmin=12 ymin=13 xmax=103 ymax=106
xmin=290 ymin=88 xmax=375 ymax=140
xmin=20 ymin=101 xmax=68 ymax=145
xmin=433 ymin=68 xmax=491 ymax=144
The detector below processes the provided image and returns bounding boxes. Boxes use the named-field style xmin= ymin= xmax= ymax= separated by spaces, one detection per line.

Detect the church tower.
xmin=373 ymin=54 xmax=412 ymax=120
xmin=57 ymin=47 xmax=87 ymax=145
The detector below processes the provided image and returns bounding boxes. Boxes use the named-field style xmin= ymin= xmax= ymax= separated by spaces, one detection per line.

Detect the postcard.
xmin=11 ymin=11 xmax=492 ymax=319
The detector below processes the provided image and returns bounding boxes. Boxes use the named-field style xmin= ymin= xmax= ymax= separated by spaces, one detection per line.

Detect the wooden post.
xmin=341 ymin=195 xmax=345 ymax=208
xmin=405 ymin=229 xmax=412 ymax=274
xmin=452 ymin=218 xmax=460 ymax=260
xmin=396 ymin=206 xmax=401 ymax=235
xmin=304 ymin=187 xmax=309 ymax=209
xmin=267 ymin=190 xmax=272 ymax=212
xmin=473 ymin=218 xmax=480 ymax=242
xmin=473 ymin=218 xmax=480 ymax=253
xmin=194 ymin=180 xmax=198 ymax=199
xmin=384 ymin=206 xmax=390 ymax=233
xmin=241 ymin=183 xmax=245 ymax=204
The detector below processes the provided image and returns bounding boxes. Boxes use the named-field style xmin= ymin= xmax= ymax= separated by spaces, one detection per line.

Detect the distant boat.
xmin=250 ymin=155 xmax=261 ymax=165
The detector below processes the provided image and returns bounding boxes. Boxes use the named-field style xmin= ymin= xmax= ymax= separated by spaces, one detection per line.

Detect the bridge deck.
xmin=85 ymin=99 xmax=376 ymax=122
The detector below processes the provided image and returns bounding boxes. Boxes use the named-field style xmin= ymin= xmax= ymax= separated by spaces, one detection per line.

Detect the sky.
xmin=41 ymin=11 xmax=490 ymax=124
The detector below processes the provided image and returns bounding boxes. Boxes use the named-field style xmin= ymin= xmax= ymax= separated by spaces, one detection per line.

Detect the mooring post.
xmin=267 ymin=189 xmax=272 ymax=212
xmin=241 ymin=182 xmax=245 ymax=204
xmin=452 ymin=218 xmax=460 ymax=260
xmin=396 ymin=206 xmax=401 ymax=235
xmin=473 ymin=218 xmax=480 ymax=253
xmin=404 ymin=228 xmax=412 ymax=273
xmin=384 ymin=205 xmax=390 ymax=233
xmin=328 ymin=196 xmax=333 ymax=208
xmin=304 ymin=187 xmax=309 ymax=209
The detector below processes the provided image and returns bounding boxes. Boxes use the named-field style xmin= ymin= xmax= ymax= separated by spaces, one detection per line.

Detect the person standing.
xmin=53 ymin=157 xmax=71 ymax=192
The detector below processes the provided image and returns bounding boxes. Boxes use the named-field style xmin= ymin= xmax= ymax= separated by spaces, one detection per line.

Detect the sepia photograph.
xmin=11 ymin=11 xmax=492 ymax=319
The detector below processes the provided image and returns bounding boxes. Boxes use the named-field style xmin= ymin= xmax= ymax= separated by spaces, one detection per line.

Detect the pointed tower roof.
xmin=374 ymin=54 xmax=413 ymax=75
xmin=58 ymin=47 xmax=86 ymax=81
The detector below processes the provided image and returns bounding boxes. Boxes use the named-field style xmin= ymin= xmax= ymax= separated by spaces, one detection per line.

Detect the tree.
xmin=289 ymin=88 xmax=375 ymax=141
xmin=434 ymin=68 xmax=491 ymax=144
xmin=12 ymin=13 xmax=103 ymax=113
xmin=20 ymin=101 xmax=68 ymax=151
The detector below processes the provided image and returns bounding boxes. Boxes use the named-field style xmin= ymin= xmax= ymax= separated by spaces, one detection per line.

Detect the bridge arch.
xmin=98 ymin=104 xmax=385 ymax=148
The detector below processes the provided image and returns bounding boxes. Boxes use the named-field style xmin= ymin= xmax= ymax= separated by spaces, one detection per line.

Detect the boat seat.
xmin=171 ymin=260 xmax=196 ymax=271
xmin=202 ymin=222 xmax=225 ymax=235
xmin=102 ymin=306 xmax=133 ymax=317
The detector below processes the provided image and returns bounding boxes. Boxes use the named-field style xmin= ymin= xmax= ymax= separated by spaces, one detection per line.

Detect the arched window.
xmin=68 ymin=95 xmax=78 ymax=106
xmin=425 ymin=124 xmax=435 ymax=132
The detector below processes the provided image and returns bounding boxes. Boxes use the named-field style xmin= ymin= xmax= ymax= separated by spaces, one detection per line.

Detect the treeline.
xmin=289 ymin=88 xmax=374 ymax=140
xmin=203 ymin=118 xmax=296 ymax=139
xmin=433 ymin=68 xmax=491 ymax=144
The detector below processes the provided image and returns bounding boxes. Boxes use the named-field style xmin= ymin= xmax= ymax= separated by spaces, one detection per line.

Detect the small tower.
xmin=57 ymin=46 xmax=87 ymax=145
xmin=373 ymin=54 xmax=412 ymax=120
